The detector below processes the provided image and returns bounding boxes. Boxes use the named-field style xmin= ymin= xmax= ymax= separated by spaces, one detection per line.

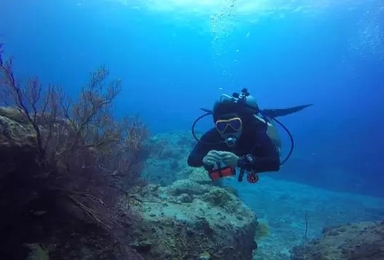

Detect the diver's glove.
xmin=202 ymin=150 xmax=222 ymax=167
xmin=221 ymin=151 xmax=240 ymax=168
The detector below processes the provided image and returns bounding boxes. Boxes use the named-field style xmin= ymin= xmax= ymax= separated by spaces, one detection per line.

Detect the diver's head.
xmin=213 ymin=100 xmax=245 ymax=147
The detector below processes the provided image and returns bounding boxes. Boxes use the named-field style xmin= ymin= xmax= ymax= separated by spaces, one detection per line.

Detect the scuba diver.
xmin=187 ymin=88 xmax=312 ymax=183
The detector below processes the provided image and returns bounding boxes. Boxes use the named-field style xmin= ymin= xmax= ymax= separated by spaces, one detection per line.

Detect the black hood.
xmin=212 ymin=100 xmax=255 ymax=122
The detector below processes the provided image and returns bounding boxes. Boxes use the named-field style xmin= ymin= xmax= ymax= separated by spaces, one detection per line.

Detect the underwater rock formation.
xmin=291 ymin=220 xmax=384 ymax=259
xmin=0 ymin=45 xmax=149 ymax=259
xmin=143 ymin=131 xmax=196 ymax=186
xmin=0 ymin=68 xmax=148 ymax=259
xmin=0 ymin=107 xmax=127 ymax=259
xmin=0 ymin=107 xmax=38 ymax=175
xmin=130 ymin=172 xmax=258 ymax=260
xmin=0 ymin=106 xmax=148 ymax=258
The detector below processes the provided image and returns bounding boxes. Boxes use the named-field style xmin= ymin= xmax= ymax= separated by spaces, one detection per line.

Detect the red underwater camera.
xmin=209 ymin=166 xmax=236 ymax=181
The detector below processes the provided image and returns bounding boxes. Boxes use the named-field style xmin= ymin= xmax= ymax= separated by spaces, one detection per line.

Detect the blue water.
xmin=1 ymin=0 xmax=383 ymax=200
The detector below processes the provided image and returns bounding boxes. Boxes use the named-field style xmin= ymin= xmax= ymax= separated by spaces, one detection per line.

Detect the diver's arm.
xmin=187 ymin=129 xmax=220 ymax=167
xmin=187 ymin=145 xmax=207 ymax=167
xmin=238 ymin=137 xmax=280 ymax=172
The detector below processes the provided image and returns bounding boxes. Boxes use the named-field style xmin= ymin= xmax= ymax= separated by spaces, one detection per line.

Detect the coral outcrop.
xmin=0 ymin=107 xmax=127 ymax=259
xmin=130 ymin=171 xmax=258 ymax=260
xmin=0 ymin=107 xmax=38 ymax=176
xmin=291 ymin=220 xmax=384 ymax=260
xmin=0 ymin=57 xmax=148 ymax=259
xmin=143 ymin=131 xmax=196 ymax=186
xmin=0 ymin=104 xmax=256 ymax=260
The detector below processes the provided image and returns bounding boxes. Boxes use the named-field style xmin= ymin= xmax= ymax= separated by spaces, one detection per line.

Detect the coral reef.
xmin=291 ymin=220 xmax=384 ymax=260
xmin=0 ymin=106 xmax=134 ymax=259
xmin=142 ymin=131 xmax=196 ymax=185
xmin=0 ymin=44 xmax=147 ymax=259
xmin=129 ymin=174 xmax=258 ymax=260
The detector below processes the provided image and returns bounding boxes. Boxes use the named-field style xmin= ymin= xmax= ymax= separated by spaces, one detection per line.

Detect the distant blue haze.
xmin=1 ymin=0 xmax=383 ymax=196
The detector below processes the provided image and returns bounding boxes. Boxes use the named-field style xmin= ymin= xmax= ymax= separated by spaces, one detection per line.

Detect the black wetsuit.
xmin=187 ymin=118 xmax=281 ymax=173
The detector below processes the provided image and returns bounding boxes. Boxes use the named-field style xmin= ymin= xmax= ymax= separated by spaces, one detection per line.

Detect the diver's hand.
xmin=221 ymin=151 xmax=240 ymax=168
xmin=202 ymin=150 xmax=222 ymax=167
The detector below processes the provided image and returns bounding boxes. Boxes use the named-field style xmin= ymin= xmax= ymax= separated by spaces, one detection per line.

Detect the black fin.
xmin=262 ymin=104 xmax=313 ymax=118
xmin=200 ymin=108 xmax=213 ymax=113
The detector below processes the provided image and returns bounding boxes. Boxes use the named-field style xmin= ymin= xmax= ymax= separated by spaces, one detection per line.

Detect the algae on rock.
xmin=24 ymin=243 xmax=50 ymax=260
xmin=130 ymin=175 xmax=258 ymax=260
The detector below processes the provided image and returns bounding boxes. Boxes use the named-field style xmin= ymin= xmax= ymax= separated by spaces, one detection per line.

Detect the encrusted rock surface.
xmin=0 ymin=106 xmax=36 ymax=144
xmin=291 ymin=220 xmax=384 ymax=260
xmin=0 ymin=107 xmax=258 ymax=259
xmin=130 ymin=174 xmax=258 ymax=260
xmin=0 ymin=107 xmax=126 ymax=259
xmin=0 ymin=107 xmax=39 ymax=178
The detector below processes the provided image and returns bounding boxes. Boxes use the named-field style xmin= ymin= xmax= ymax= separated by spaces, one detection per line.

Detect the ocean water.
xmin=1 ymin=0 xmax=384 ymax=259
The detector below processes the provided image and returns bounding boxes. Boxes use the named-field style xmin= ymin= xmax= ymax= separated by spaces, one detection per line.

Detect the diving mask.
xmin=215 ymin=117 xmax=243 ymax=134
xmin=215 ymin=117 xmax=242 ymax=147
